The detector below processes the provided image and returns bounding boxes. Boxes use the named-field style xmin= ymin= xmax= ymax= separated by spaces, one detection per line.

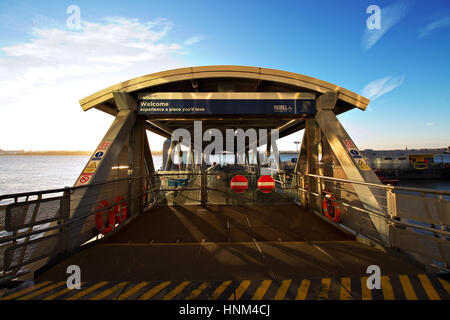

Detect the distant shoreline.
xmin=0 ymin=151 xmax=163 ymax=156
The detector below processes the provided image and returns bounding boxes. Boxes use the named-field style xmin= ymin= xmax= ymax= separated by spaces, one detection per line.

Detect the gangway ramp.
xmin=1 ymin=66 xmax=449 ymax=301
xmin=34 ymin=204 xmax=422 ymax=283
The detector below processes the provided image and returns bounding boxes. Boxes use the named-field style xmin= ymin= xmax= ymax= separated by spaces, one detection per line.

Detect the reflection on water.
xmin=0 ymin=155 xmax=163 ymax=198
xmin=398 ymin=179 xmax=450 ymax=192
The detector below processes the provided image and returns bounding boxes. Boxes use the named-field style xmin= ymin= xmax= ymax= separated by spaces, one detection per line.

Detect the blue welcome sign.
xmin=137 ymin=92 xmax=316 ymax=115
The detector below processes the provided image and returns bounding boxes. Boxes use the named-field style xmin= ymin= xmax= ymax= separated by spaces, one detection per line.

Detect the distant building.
xmin=360 ymin=148 xmax=448 ymax=171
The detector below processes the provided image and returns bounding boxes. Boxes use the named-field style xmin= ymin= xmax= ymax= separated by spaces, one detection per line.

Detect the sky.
xmin=0 ymin=0 xmax=449 ymax=152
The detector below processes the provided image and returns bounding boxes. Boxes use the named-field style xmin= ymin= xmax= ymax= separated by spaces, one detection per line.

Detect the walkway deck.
xmin=34 ymin=204 xmax=423 ymax=282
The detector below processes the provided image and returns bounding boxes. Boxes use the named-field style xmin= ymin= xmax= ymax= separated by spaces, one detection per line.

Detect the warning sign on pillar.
xmin=257 ymin=175 xmax=275 ymax=193
xmin=97 ymin=141 xmax=111 ymax=151
xmin=343 ymin=139 xmax=355 ymax=149
xmin=76 ymin=173 xmax=93 ymax=186
xmin=357 ymin=159 xmax=370 ymax=170
xmin=230 ymin=175 xmax=248 ymax=193
xmin=83 ymin=161 xmax=98 ymax=174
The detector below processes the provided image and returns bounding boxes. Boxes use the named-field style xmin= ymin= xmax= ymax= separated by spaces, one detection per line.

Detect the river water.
xmin=0 ymin=155 xmax=449 ymax=200
xmin=0 ymin=155 xmax=163 ymax=199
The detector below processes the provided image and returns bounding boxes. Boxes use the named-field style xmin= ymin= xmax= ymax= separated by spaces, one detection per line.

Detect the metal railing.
xmin=1 ymin=167 xmax=448 ymax=283
xmin=297 ymin=172 xmax=450 ymax=269
xmin=0 ymin=175 xmax=157 ymax=283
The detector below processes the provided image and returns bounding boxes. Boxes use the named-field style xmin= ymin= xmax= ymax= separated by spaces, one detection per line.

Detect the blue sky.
xmin=0 ymin=0 xmax=449 ymax=151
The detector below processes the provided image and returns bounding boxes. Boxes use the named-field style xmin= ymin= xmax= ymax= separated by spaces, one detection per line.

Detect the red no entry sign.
xmin=230 ymin=175 xmax=248 ymax=193
xmin=257 ymin=175 xmax=275 ymax=193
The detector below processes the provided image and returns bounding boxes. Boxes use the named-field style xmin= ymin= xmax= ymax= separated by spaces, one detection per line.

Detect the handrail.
xmin=0 ymin=175 xmax=149 ymax=201
xmin=304 ymin=173 xmax=450 ymax=196
xmin=298 ymin=186 xmax=450 ymax=237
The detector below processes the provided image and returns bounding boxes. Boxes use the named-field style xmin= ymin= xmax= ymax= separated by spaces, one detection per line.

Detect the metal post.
xmin=306 ymin=118 xmax=321 ymax=211
xmin=164 ymin=140 xmax=178 ymax=171
xmin=129 ymin=117 xmax=145 ymax=217
xmin=386 ymin=187 xmax=398 ymax=219
xmin=201 ymin=168 xmax=208 ymax=207
xmin=314 ymin=92 xmax=390 ymax=246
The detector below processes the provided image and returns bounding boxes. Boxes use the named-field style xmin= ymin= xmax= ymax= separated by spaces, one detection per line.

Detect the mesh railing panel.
xmin=3 ymin=232 xmax=62 ymax=272
xmin=5 ymin=197 xmax=65 ymax=232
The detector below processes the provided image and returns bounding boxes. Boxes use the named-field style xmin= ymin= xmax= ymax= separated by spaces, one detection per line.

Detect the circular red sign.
xmin=257 ymin=175 xmax=275 ymax=193
xmin=230 ymin=175 xmax=248 ymax=193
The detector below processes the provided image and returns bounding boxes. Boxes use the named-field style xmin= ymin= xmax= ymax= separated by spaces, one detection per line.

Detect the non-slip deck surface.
xmin=2 ymin=274 xmax=449 ymax=300
xmin=34 ymin=205 xmax=424 ymax=283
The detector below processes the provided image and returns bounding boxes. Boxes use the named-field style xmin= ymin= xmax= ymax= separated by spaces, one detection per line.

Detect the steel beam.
xmin=129 ymin=117 xmax=145 ymax=217
xmin=305 ymin=118 xmax=322 ymax=211
xmin=67 ymin=91 xmax=137 ymax=250
xmin=314 ymin=92 xmax=390 ymax=245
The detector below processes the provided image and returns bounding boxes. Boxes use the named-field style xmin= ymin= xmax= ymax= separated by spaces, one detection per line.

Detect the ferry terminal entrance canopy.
xmin=75 ymin=66 xmax=391 ymax=246
xmin=79 ymin=66 xmax=369 ymax=140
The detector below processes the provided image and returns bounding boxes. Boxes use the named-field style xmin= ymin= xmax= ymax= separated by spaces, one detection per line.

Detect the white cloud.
xmin=362 ymin=75 xmax=405 ymax=101
xmin=362 ymin=1 xmax=409 ymax=51
xmin=419 ymin=15 xmax=450 ymax=38
xmin=184 ymin=35 xmax=204 ymax=45
xmin=0 ymin=17 xmax=182 ymax=97
xmin=0 ymin=16 xmax=191 ymax=150
xmin=426 ymin=122 xmax=435 ymax=127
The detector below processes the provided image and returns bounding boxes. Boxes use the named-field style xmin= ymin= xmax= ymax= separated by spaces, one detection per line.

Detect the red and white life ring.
xmin=95 ymin=200 xmax=116 ymax=235
xmin=322 ymin=192 xmax=341 ymax=222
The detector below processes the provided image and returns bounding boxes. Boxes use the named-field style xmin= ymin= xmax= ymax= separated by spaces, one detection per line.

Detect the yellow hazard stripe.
xmin=4 ymin=274 xmax=446 ymax=300
xmin=317 ymin=278 xmax=331 ymax=300
xmin=139 ymin=281 xmax=171 ymax=300
xmin=66 ymin=281 xmax=108 ymax=300
xmin=209 ymin=281 xmax=231 ymax=300
xmin=118 ymin=282 xmax=149 ymax=300
xmin=162 ymin=281 xmax=191 ymax=300
xmin=437 ymin=277 xmax=450 ymax=295
xmin=43 ymin=282 xmax=87 ymax=300
xmin=398 ymin=275 xmax=418 ymax=300
xmin=0 ymin=281 xmax=52 ymax=300
xmin=295 ymin=279 xmax=310 ymax=300
xmin=274 ymin=280 xmax=291 ymax=300
xmin=381 ymin=276 xmax=395 ymax=300
xmin=186 ymin=282 xmax=209 ymax=300
xmin=252 ymin=280 xmax=272 ymax=300
xmin=417 ymin=274 xmax=440 ymax=300
xmin=18 ymin=281 xmax=66 ymax=300
xmin=360 ymin=276 xmax=372 ymax=300
xmin=340 ymin=277 xmax=352 ymax=300
xmin=229 ymin=280 xmax=251 ymax=300
xmin=90 ymin=282 xmax=128 ymax=300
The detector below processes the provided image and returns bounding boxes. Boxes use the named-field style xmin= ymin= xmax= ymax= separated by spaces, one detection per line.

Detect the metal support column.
xmin=129 ymin=117 xmax=145 ymax=217
xmin=305 ymin=118 xmax=321 ymax=211
xmin=67 ymin=90 xmax=138 ymax=250
xmin=314 ymin=92 xmax=390 ymax=245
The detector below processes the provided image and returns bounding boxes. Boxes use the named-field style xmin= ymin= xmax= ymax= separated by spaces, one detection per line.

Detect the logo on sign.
xmin=350 ymin=149 xmax=362 ymax=158
xmin=273 ymin=105 xmax=293 ymax=113
xmin=92 ymin=151 xmax=104 ymax=161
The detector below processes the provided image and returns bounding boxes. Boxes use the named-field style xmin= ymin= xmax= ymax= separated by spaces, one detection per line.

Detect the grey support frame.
xmin=296 ymin=92 xmax=390 ymax=246
xmin=67 ymin=91 xmax=143 ymax=250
